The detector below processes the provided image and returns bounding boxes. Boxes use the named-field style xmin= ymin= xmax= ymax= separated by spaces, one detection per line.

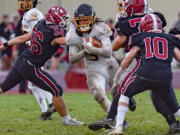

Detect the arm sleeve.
xmin=69 ymin=45 xmax=85 ymax=64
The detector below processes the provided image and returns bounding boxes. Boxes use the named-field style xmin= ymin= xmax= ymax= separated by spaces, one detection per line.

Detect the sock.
xmin=116 ymin=95 xmax=129 ymax=127
xmin=62 ymin=114 xmax=71 ymax=122
xmin=174 ymin=109 xmax=180 ymax=118
xmin=107 ymin=93 xmax=120 ymax=121
xmin=116 ymin=105 xmax=128 ymax=127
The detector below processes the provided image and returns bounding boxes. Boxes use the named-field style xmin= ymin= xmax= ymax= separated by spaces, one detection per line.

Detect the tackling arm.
xmin=51 ymin=37 xmax=67 ymax=46
xmin=112 ymin=35 xmax=127 ymax=51
xmin=121 ymin=46 xmax=140 ymax=69
xmin=174 ymin=47 xmax=180 ymax=63
xmin=0 ymin=32 xmax=32 ymax=50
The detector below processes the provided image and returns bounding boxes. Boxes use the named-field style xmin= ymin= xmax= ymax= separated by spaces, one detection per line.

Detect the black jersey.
xmin=129 ymin=32 xmax=180 ymax=81
xmin=115 ymin=12 xmax=166 ymax=38
xmin=23 ymin=19 xmax=66 ymax=67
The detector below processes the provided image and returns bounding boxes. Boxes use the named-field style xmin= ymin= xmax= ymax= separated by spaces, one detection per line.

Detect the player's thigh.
xmin=87 ymin=72 xmax=106 ymax=94
xmin=122 ymin=75 xmax=149 ymax=97
xmin=0 ymin=68 xmax=24 ymax=92
xmin=118 ymin=58 xmax=140 ymax=91
xmin=24 ymin=66 xmax=63 ymax=97
xmin=154 ymin=82 xmax=179 ymax=113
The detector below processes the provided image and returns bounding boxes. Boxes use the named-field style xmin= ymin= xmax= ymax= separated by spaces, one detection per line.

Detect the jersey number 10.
xmin=144 ymin=37 xmax=168 ymax=60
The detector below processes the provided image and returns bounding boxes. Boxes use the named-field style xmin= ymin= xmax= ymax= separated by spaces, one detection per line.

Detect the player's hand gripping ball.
xmin=84 ymin=37 xmax=102 ymax=48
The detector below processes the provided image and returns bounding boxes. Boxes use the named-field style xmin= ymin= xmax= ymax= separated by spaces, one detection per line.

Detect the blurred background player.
xmin=88 ymin=0 xmax=180 ymax=133
xmin=17 ymin=0 xmax=55 ymax=120
xmin=109 ymin=14 xmax=180 ymax=135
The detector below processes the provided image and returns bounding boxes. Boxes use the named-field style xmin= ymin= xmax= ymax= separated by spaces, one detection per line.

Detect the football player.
xmin=0 ymin=6 xmax=85 ymax=126
xmin=109 ymin=13 xmax=180 ymax=135
xmin=51 ymin=3 xmax=135 ymax=114
xmin=51 ymin=3 xmax=120 ymax=112
xmin=17 ymin=0 xmax=55 ymax=120
xmin=88 ymin=0 xmax=180 ymax=133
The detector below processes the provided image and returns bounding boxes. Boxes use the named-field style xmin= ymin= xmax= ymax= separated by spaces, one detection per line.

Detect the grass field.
xmin=0 ymin=90 xmax=180 ymax=135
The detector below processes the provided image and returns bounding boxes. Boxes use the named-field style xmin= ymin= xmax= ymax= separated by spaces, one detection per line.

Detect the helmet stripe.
xmin=143 ymin=0 xmax=148 ymax=13
xmin=150 ymin=14 xmax=158 ymax=30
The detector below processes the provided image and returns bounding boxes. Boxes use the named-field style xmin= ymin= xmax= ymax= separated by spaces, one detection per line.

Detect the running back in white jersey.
xmin=66 ymin=22 xmax=113 ymax=68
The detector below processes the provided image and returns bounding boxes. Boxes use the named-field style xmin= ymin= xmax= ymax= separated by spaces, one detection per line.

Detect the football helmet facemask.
xmin=74 ymin=3 xmax=96 ymax=32
xmin=17 ymin=0 xmax=38 ymax=11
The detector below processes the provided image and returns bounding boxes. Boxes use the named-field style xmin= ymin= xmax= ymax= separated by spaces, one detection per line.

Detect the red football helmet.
xmin=124 ymin=0 xmax=148 ymax=17
xmin=45 ymin=6 xmax=69 ymax=27
xmin=139 ymin=14 xmax=162 ymax=32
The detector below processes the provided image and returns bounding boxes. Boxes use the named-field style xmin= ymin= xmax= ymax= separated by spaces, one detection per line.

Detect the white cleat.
xmin=108 ymin=125 xmax=123 ymax=135
xmin=62 ymin=118 xmax=86 ymax=126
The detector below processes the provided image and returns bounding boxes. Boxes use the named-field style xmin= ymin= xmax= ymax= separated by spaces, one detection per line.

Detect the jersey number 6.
xmin=31 ymin=28 xmax=43 ymax=55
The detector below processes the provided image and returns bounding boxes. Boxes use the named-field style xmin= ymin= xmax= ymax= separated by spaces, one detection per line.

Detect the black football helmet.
xmin=74 ymin=3 xmax=96 ymax=32
xmin=17 ymin=0 xmax=38 ymax=11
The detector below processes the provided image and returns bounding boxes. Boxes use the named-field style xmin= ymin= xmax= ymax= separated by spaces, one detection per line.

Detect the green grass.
xmin=0 ymin=90 xmax=180 ymax=135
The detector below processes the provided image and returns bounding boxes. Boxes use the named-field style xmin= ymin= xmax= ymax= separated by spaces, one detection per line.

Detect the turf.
xmin=0 ymin=90 xmax=180 ymax=135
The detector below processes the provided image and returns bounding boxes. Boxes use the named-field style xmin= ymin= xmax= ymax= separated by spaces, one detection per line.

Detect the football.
xmin=85 ymin=37 xmax=102 ymax=48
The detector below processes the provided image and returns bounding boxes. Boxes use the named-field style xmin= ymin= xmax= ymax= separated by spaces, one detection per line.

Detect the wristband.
xmin=3 ymin=42 xmax=9 ymax=47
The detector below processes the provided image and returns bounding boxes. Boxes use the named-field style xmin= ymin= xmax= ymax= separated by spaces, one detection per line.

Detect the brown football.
xmin=85 ymin=37 xmax=102 ymax=48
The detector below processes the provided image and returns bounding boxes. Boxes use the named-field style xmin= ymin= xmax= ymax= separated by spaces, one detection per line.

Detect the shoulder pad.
xmin=94 ymin=22 xmax=112 ymax=37
xmin=66 ymin=27 xmax=83 ymax=46
xmin=24 ymin=8 xmax=44 ymax=22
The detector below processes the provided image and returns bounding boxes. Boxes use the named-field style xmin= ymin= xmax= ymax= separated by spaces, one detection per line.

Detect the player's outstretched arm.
xmin=51 ymin=37 xmax=67 ymax=46
xmin=121 ymin=46 xmax=140 ymax=69
xmin=174 ymin=47 xmax=180 ymax=63
xmin=112 ymin=35 xmax=127 ymax=51
xmin=0 ymin=32 xmax=32 ymax=50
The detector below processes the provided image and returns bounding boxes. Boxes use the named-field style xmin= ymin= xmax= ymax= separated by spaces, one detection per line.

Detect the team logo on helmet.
xmin=45 ymin=6 xmax=69 ymax=27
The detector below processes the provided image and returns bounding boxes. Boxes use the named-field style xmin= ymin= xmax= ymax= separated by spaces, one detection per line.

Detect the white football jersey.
xmin=67 ymin=22 xmax=113 ymax=68
xmin=22 ymin=8 xmax=44 ymax=33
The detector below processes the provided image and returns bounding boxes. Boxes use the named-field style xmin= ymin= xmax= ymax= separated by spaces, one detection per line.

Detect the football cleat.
xmin=39 ymin=112 xmax=52 ymax=121
xmin=88 ymin=118 xmax=114 ymax=131
xmin=107 ymin=125 xmax=123 ymax=135
xmin=129 ymin=97 xmax=136 ymax=111
xmin=168 ymin=121 xmax=180 ymax=134
xmin=88 ymin=119 xmax=128 ymax=131
xmin=62 ymin=118 xmax=86 ymax=126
